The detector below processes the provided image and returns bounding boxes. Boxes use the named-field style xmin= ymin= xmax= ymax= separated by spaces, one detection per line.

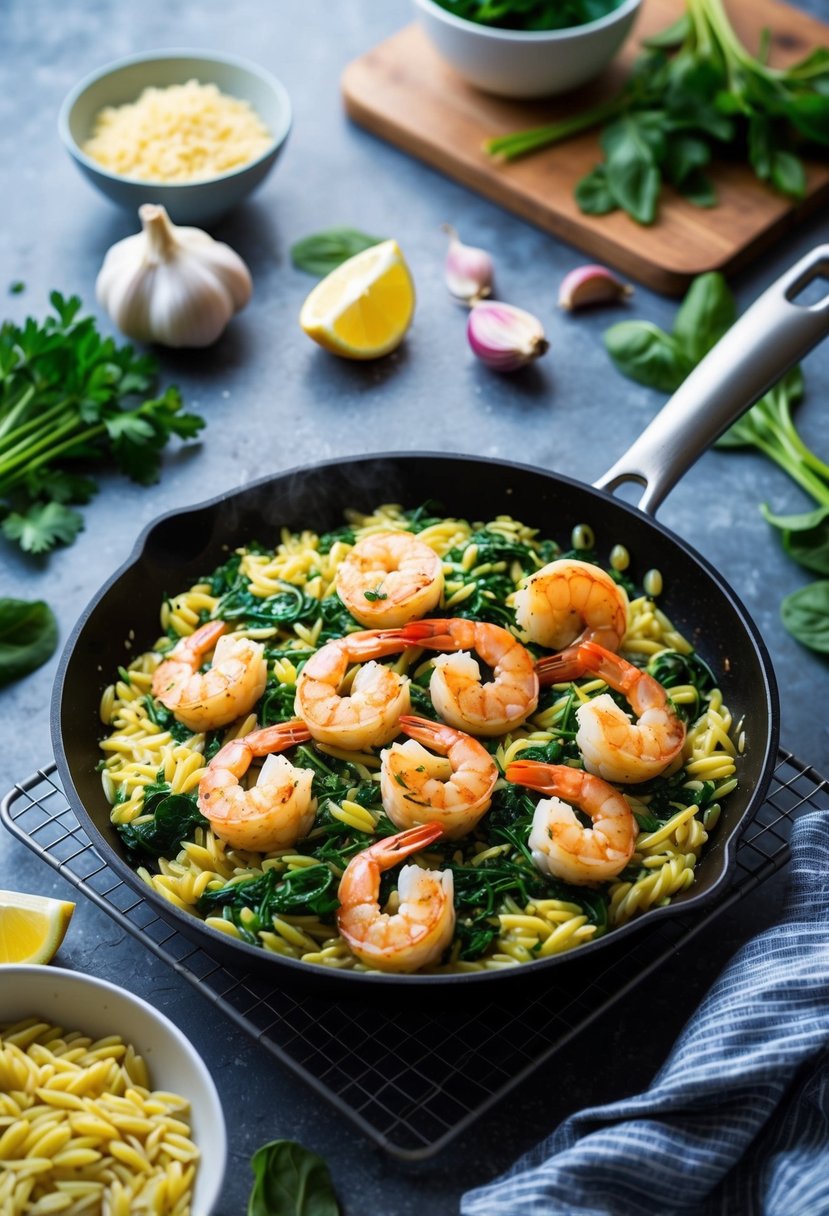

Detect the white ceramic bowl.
xmin=58 ymin=49 xmax=292 ymax=225
xmin=413 ymin=0 xmax=642 ymax=98
xmin=0 ymin=966 xmax=226 ymax=1215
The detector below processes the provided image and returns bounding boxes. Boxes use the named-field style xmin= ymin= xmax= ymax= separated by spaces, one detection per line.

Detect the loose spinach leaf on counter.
xmin=604 ymin=271 xmax=734 ymax=391
xmin=0 ymin=293 xmax=204 ymax=554
xmin=248 ymin=1139 xmax=340 ymax=1216
xmin=760 ymin=504 xmax=829 ymax=576
xmin=780 ymin=582 xmax=829 ymax=653
xmin=0 ymin=597 xmax=58 ymax=686
xmin=290 ymin=228 xmax=385 ymax=277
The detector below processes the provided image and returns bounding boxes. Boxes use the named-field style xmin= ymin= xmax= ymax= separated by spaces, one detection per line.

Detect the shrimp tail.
xmin=397 ymin=714 xmax=455 ymax=752
xmin=376 ymin=817 xmax=444 ymax=865
xmin=575 ymin=640 xmax=641 ymax=693
xmin=536 ymin=639 xmax=640 ymax=688
xmin=185 ymin=618 xmax=229 ymax=654
xmin=399 ymin=619 xmax=459 ymax=651
xmin=244 ymin=720 xmax=313 ymax=755
xmin=535 ymin=647 xmax=586 ymax=685
xmin=506 ymin=759 xmax=581 ymax=799
xmin=341 ymin=628 xmax=412 ymax=660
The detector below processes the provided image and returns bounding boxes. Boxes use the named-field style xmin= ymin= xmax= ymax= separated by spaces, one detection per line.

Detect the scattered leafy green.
xmin=432 ymin=0 xmax=623 ymax=31
xmin=604 ymin=271 xmax=734 ymax=391
xmin=603 ymin=271 xmax=829 ymax=652
xmin=9 ymin=282 xmax=25 ymax=296
xmin=485 ymin=0 xmax=829 ymax=224
xmin=0 ymin=597 xmax=58 ymax=686
xmin=198 ymin=865 xmax=340 ymax=941
xmin=290 ymin=229 xmax=384 ymax=277
xmin=760 ymin=504 xmax=829 ymax=576
xmin=115 ymin=778 xmax=207 ymax=866
xmin=780 ymin=582 xmax=829 ymax=653
xmin=0 ymin=292 xmax=204 ymax=554
xmin=248 ymin=1140 xmax=340 ymax=1216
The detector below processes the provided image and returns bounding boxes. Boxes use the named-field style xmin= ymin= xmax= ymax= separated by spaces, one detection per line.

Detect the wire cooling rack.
xmin=2 ymin=750 xmax=827 ymax=1160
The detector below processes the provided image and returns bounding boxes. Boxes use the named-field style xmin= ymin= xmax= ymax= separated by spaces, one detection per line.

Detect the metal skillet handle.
xmin=594 ymin=244 xmax=829 ymax=517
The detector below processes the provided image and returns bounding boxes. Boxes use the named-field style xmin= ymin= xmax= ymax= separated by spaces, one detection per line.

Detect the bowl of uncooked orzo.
xmin=58 ymin=49 xmax=292 ymax=224
xmin=0 ymin=966 xmax=226 ymax=1215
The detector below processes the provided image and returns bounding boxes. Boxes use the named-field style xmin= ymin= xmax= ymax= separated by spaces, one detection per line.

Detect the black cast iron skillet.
xmin=53 ymin=247 xmax=829 ymax=992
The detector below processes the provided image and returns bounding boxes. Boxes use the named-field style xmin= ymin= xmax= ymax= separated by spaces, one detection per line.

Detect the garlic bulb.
xmin=443 ymin=224 xmax=494 ymax=306
xmin=467 ymin=301 xmax=548 ymax=372
xmin=96 ymin=204 xmax=252 ymax=348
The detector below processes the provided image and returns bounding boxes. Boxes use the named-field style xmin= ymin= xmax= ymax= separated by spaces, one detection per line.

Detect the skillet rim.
xmin=51 ymin=451 xmax=780 ymax=990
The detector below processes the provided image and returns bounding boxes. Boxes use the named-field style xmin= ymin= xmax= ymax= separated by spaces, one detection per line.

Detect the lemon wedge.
xmin=0 ymin=890 xmax=75 ymax=965
xmin=299 ymin=239 xmax=415 ymax=359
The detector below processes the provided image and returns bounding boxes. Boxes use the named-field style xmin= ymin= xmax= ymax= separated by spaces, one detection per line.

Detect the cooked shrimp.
xmin=539 ymin=640 xmax=686 ymax=784
xmin=399 ymin=617 xmax=539 ymax=737
xmin=151 ymin=619 xmax=268 ymax=732
xmin=335 ymin=531 xmax=444 ymax=628
xmin=506 ymin=760 xmax=637 ymax=885
xmin=294 ymin=629 xmax=412 ymax=750
xmin=380 ymin=715 xmax=498 ymax=839
xmin=336 ymin=823 xmax=454 ymax=973
xmin=514 ymin=558 xmax=628 ymax=656
xmin=198 ymin=720 xmax=314 ymax=852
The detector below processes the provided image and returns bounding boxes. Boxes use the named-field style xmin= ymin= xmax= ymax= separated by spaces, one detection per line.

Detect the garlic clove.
xmin=96 ymin=204 xmax=252 ymax=348
xmin=443 ymin=224 xmax=494 ymax=306
xmin=558 ymin=264 xmax=633 ymax=311
xmin=467 ymin=301 xmax=549 ymax=373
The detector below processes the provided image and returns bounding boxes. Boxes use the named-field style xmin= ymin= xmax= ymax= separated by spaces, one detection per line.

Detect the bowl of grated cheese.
xmin=59 ymin=49 xmax=292 ymax=225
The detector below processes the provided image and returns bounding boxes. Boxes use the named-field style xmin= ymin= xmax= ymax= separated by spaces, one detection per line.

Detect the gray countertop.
xmin=2 ymin=1 xmax=828 ymax=1212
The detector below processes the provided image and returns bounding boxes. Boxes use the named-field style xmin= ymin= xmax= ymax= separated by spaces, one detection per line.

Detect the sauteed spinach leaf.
xmin=198 ymin=865 xmax=340 ymax=941
xmin=116 ymin=778 xmax=207 ymax=866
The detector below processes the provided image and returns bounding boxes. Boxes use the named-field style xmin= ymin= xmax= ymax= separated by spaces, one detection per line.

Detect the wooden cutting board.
xmin=341 ymin=0 xmax=829 ymax=294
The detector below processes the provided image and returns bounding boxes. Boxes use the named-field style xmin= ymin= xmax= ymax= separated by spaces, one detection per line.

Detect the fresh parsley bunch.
xmin=486 ymin=0 xmax=829 ymax=224
xmin=0 ymin=292 xmax=205 ymax=554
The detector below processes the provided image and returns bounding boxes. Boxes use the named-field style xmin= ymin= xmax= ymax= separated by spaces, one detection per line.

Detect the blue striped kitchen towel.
xmin=461 ymin=810 xmax=829 ymax=1216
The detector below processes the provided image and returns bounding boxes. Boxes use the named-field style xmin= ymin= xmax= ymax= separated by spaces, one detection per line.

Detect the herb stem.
xmin=0 ymin=396 xmax=73 ymax=449
xmin=0 ymin=421 xmax=107 ymax=491
xmin=484 ymin=96 xmax=626 ymax=162
xmin=0 ymin=384 xmax=37 ymax=442
xmin=0 ymin=413 xmax=86 ymax=486
xmin=747 ymin=432 xmax=829 ymax=506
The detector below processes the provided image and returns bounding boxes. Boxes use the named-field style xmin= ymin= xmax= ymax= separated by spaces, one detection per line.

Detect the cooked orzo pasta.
xmin=98 ymin=504 xmax=740 ymax=974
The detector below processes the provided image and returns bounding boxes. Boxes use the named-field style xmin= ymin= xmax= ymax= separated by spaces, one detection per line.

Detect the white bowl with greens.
xmin=414 ymin=0 xmax=642 ymax=98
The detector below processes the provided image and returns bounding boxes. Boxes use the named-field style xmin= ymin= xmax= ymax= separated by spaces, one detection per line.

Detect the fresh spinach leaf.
xmin=671 ymin=271 xmax=735 ymax=365
xmin=290 ymin=229 xmax=384 ymax=278
xmin=760 ymin=504 xmax=829 ymax=576
xmin=0 ymin=597 xmax=58 ymax=686
xmin=248 ymin=1140 xmax=339 ymax=1216
xmin=780 ymin=582 xmax=829 ymax=653
xmin=603 ymin=321 xmax=692 ymax=392
xmin=574 ymin=165 xmax=617 ymax=215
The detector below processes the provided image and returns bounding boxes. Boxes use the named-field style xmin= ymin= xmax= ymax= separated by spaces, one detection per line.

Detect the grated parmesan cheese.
xmin=82 ymin=79 xmax=273 ymax=183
